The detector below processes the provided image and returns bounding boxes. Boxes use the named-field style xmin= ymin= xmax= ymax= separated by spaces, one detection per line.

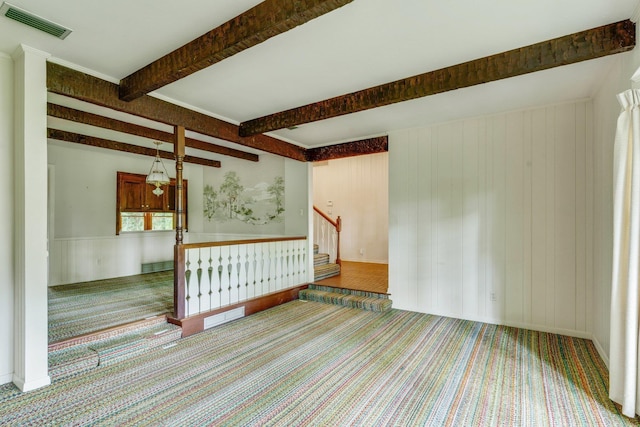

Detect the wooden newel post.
xmin=336 ymin=216 xmax=342 ymax=266
xmin=173 ymin=125 xmax=186 ymax=319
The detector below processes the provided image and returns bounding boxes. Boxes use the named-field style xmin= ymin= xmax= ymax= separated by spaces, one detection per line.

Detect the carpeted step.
xmin=314 ymin=253 xmax=330 ymax=266
xmin=48 ymin=346 xmax=99 ymax=381
xmin=313 ymin=244 xmax=319 ymax=255
xmin=314 ymin=262 xmax=341 ymax=281
xmin=48 ymin=316 xmax=182 ymax=380
xmin=90 ymin=323 xmax=182 ymax=366
xmin=299 ymin=284 xmax=392 ymax=312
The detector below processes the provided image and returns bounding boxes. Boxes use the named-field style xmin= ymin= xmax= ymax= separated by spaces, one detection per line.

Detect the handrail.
xmin=313 ymin=206 xmax=341 ymax=265
xmin=314 ymin=206 xmax=339 ymax=230
xmin=183 ymin=236 xmax=306 ymax=250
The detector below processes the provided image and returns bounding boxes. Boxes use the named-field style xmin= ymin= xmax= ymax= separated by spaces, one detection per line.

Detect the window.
xmin=116 ymin=172 xmax=188 ymax=235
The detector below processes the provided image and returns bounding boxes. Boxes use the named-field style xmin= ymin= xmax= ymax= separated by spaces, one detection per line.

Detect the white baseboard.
xmin=591 ymin=335 xmax=610 ymax=368
xmin=341 ymin=258 xmax=388 ymax=264
xmin=399 ymin=307 xmax=593 ymax=340
xmin=12 ymin=374 xmax=50 ymax=392
xmin=0 ymin=372 xmax=12 ymax=385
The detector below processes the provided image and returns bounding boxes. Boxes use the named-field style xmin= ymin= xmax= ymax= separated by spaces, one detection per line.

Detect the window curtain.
xmin=610 ymin=89 xmax=640 ymax=418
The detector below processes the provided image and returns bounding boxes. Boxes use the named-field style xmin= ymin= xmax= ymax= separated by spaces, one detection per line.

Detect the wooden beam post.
xmin=47 ymin=62 xmax=307 ymax=161
xmin=306 ymin=136 xmax=388 ymax=162
xmin=239 ymin=20 xmax=636 ymax=136
xmin=47 ymin=129 xmax=220 ymax=168
xmin=174 ymin=125 xmax=186 ymax=319
xmin=119 ymin=0 xmax=353 ymax=101
xmin=47 ymin=103 xmax=259 ymax=162
xmin=174 ymin=126 xmax=186 ymax=244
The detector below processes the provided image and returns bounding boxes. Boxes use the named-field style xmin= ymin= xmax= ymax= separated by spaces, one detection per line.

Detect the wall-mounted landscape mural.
xmin=204 ymin=172 xmax=284 ymax=225
xmin=202 ymin=154 xmax=286 ymax=234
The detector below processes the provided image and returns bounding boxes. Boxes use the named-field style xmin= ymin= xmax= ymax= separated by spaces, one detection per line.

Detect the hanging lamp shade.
xmin=146 ymin=142 xmax=171 ymax=196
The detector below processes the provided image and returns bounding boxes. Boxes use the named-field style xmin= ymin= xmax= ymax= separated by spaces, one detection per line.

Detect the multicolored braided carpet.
xmin=3 ymin=300 xmax=638 ymax=426
xmin=48 ymin=271 xmax=173 ymax=343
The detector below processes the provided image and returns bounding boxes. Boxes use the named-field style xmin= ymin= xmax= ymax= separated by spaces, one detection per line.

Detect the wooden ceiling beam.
xmin=239 ymin=20 xmax=636 ymax=136
xmin=119 ymin=0 xmax=353 ymax=102
xmin=47 ymin=103 xmax=259 ymax=162
xmin=47 ymin=62 xmax=307 ymax=161
xmin=47 ymin=129 xmax=221 ymax=168
xmin=306 ymin=136 xmax=388 ymax=162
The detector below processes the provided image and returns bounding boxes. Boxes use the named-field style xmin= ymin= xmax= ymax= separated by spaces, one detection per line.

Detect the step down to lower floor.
xmin=313 ymin=252 xmax=329 ymax=266
xmin=314 ymin=262 xmax=341 ymax=281
xmin=48 ymin=315 xmax=182 ymax=381
xmin=299 ymin=284 xmax=392 ymax=312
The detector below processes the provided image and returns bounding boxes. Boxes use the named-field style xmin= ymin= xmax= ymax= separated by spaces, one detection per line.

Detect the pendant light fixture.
xmin=146 ymin=141 xmax=171 ymax=196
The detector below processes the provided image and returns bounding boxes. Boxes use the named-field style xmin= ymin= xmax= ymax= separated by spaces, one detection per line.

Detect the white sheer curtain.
xmin=610 ymin=89 xmax=640 ymax=418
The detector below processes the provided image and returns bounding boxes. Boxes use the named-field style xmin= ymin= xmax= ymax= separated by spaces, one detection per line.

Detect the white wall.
xmin=389 ymin=100 xmax=594 ymax=338
xmin=47 ymin=140 xmax=205 ymax=285
xmin=313 ymin=153 xmax=388 ymax=263
xmin=48 ymin=141 xmax=310 ymax=285
xmin=0 ymin=53 xmax=14 ymax=384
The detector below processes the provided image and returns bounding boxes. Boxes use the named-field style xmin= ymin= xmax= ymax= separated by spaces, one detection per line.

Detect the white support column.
xmin=12 ymin=45 xmax=51 ymax=392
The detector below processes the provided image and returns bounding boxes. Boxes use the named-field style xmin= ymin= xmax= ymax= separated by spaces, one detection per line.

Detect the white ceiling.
xmin=0 ymin=0 xmax=637 ymax=150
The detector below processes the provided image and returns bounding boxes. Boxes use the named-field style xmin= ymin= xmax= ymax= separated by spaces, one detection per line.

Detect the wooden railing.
xmin=171 ymin=130 xmax=308 ymax=320
xmin=174 ymin=237 xmax=307 ymax=319
xmin=313 ymin=206 xmax=341 ymax=265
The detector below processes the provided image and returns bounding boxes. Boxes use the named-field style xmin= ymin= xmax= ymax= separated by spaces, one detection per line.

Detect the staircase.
xmin=48 ymin=315 xmax=182 ymax=381
xmin=299 ymin=284 xmax=392 ymax=312
xmin=314 ymin=244 xmax=341 ymax=281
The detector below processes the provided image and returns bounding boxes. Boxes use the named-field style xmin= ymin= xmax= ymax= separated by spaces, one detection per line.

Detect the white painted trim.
xmin=12 ymin=374 xmax=50 ymax=392
xmin=591 ymin=334 xmax=610 ymax=368
xmin=0 ymin=52 xmax=11 ymax=60
xmin=406 ymin=307 xmax=593 ymax=340
xmin=341 ymin=257 xmax=387 ymax=264
xmin=47 ymin=56 xmax=118 ymax=84
xmin=11 ymin=44 xmax=50 ymax=60
xmin=0 ymin=373 xmax=12 ymax=385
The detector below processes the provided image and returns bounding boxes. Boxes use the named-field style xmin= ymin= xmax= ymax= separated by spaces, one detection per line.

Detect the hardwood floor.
xmin=315 ymin=261 xmax=388 ymax=294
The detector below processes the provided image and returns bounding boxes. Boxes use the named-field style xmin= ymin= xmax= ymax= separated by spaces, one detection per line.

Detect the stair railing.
xmin=313 ymin=206 xmax=341 ymax=266
xmin=174 ymin=236 xmax=307 ymax=319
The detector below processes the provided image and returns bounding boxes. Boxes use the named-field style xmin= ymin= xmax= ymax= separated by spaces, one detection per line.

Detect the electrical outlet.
xmin=490 ymin=292 xmax=497 ymax=302
xmin=359 ymin=248 xmax=364 ymax=255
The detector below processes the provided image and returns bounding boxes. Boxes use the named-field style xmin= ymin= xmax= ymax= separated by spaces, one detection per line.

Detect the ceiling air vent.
xmin=0 ymin=2 xmax=72 ymax=39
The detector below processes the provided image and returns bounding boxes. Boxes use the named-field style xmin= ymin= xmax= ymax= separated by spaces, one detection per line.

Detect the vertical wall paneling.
xmin=505 ymin=111 xmax=525 ymax=324
xmin=585 ymin=102 xmax=595 ymax=336
xmin=429 ymin=127 xmax=439 ymax=312
xmin=389 ymin=99 xmax=594 ymax=337
xmin=575 ymin=102 xmax=587 ymax=332
xmin=554 ymin=104 xmax=577 ymax=331
xmin=407 ymin=131 xmax=420 ymax=311
xmin=417 ymin=127 xmax=433 ymax=312
xmin=491 ymin=115 xmax=507 ymax=320
xmin=531 ymin=108 xmax=547 ymax=326
xmin=388 ymin=133 xmax=415 ymax=310
xmin=477 ymin=118 xmax=488 ymax=318
xmin=462 ymin=119 xmax=479 ymax=317
xmin=545 ymin=107 xmax=557 ymax=328
xmin=523 ymin=110 xmax=533 ymax=325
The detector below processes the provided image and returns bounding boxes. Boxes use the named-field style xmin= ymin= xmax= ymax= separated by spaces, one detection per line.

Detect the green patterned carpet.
xmin=3 ymin=300 xmax=638 ymax=426
xmin=48 ymin=271 xmax=173 ymax=343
